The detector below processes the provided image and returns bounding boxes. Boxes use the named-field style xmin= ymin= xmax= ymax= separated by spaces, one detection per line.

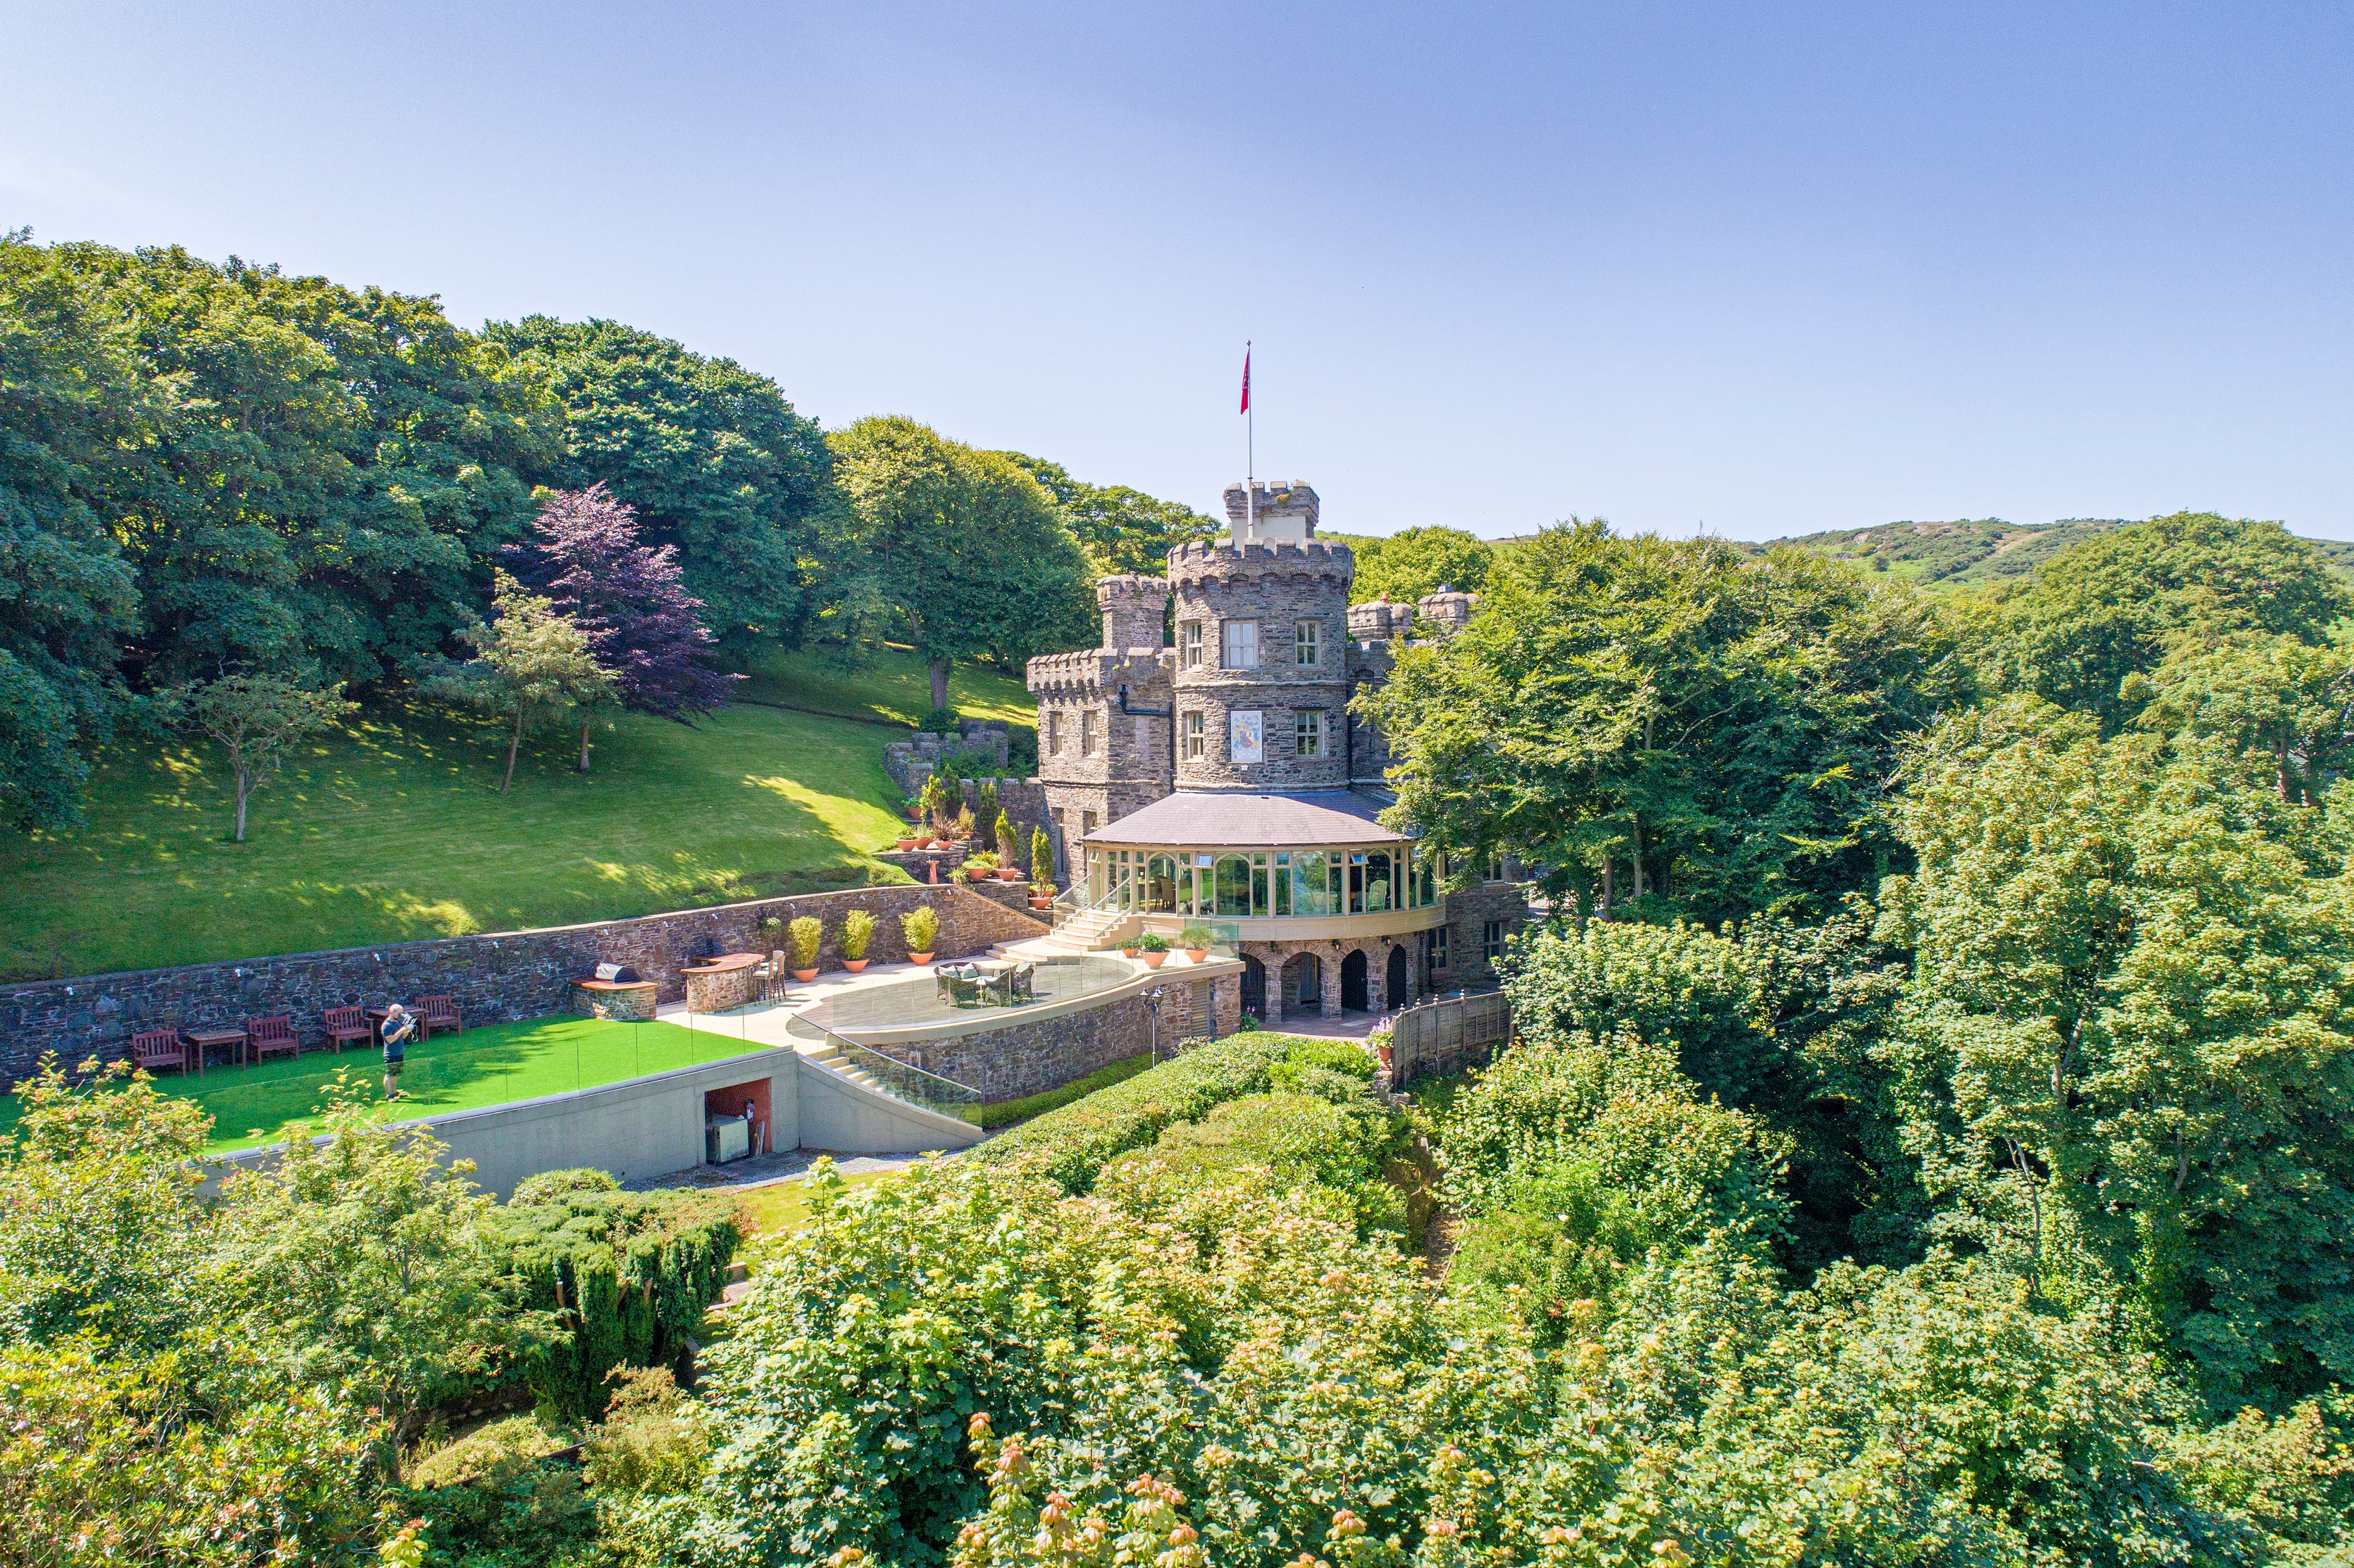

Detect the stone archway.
xmin=1239 ymin=953 xmax=1266 ymax=1023
xmin=1284 ymin=952 xmax=1322 ymax=1016
xmin=1385 ymin=944 xmax=1408 ymax=1011
xmin=1340 ymin=948 xmax=1369 ymax=1012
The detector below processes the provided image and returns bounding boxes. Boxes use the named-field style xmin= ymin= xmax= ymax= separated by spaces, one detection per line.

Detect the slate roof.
xmin=1083 ymin=790 xmax=1412 ymax=848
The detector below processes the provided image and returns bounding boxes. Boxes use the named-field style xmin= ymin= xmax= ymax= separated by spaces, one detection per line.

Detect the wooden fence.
xmin=1387 ymin=989 xmax=1511 ymax=1085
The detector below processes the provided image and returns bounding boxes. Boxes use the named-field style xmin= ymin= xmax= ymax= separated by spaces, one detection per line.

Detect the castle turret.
xmin=1416 ymin=587 xmax=1479 ymax=634
xmin=1222 ymin=481 xmax=1319 ymax=545
xmin=1348 ymin=595 xmax=1411 ymax=642
xmin=1098 ymin=574 xmax=1169 ymax=651
xmin=1168 ymin=532 xmax=1353 ymax=791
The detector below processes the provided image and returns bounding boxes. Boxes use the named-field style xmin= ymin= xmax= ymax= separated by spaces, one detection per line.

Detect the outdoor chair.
xmin=322 ymin=1005 xmax=372 ymax=1053
xmin=414 ymin=995 xmax=462 ymax=1038
xmin=247 ymin=1014 xmax=300 ymax=1064
xmin=1009 ymin=962 xmax=1035 ymax=1003
xmin=130 ymin=1027 xmax=187 ymax=1075
xmin=936 ymin=965 xmax=983 ymax=1008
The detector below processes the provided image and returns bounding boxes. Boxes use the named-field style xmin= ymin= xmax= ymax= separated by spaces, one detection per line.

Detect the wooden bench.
xmin=247 ymin=1014 xmax=300 ymax=1065
xmin=131 ymin=1027 xmax=187 ymax=1075
xmin=413 ymin=995 xmax=462 ymax=1039
xmin=323 ymin=1005 xmax=372 ymax=1053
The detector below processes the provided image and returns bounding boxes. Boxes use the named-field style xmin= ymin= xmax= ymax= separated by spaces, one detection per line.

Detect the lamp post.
xmin=1141 ymin=985 xmax=1168 ymax=1064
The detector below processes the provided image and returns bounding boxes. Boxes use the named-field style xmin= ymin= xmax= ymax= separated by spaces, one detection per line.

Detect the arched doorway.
xmin=1240 ymin=954 xmax=1266 ymax=1021
xmin=1287 ymin=952 xmax=1322 ymax=1012
xmin=1340 ymin=949 xmax=1369 ymax=1012
xmin=1385 ymin=945 xmax=1407 ymax=1010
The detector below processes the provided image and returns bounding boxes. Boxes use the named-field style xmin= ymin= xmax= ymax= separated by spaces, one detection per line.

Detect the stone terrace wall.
xmin=0 ymin=883 xmax=1047 ymax=1087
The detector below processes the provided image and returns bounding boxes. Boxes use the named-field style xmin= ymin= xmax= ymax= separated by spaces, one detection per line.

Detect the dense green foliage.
xmin=1366 ymin=520 xmax=1972 ymax=924
xmin=960 ymin=1050 xmax=1153 ymax=1130
xmin=1001 ymin=452 xmax=1222 ymax=576
xmin=1345 ymin=524 xmax=1496 ymax=605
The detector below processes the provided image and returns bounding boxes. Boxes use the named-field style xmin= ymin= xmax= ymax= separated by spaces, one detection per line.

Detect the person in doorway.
xmin=380 ymin=1002 xmax=417 ymax=1099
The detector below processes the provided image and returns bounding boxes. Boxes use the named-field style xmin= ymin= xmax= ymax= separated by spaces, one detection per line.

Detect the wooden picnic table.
xmin=180 ymin=1026 xmax=248 ymax=1074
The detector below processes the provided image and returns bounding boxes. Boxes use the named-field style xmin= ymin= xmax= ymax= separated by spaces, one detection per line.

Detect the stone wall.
xmin=1168 ymin=539 xmax=1356 ymax=792
xmin=0 ymin=883 xmax=1047 ymax=1087
xmin=881 ymin=719 xmax=1011 ymax=799
xmin=864 ymin=970 xmax=1239 ymax=1103
xmin=1434 ymin=879 xmax=1531 ymax=987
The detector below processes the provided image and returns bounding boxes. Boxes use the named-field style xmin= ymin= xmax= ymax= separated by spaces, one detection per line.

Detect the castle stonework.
xmin=1026 ymin=480 xmax=1525 ymax=1019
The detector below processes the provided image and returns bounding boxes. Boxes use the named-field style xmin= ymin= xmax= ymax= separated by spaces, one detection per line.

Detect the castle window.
xmin=1045 ymin=711 xmax=1059 ymax=754
xmin=1428 ymin=924 xmax=1449 ymax=971
xmin=1181 ymin=621 xmax=1204 ymax=668
xmin=1295 ymin=710 xmax=1327 ymax=759
xmin=1079 ymin=711 xmax=1095 ymax=756
xmin=1487 ymin=855 xmax=1506 ymax=882
xmin=1184 ymin=711 xmax=1205 ymax=759
xmin=1483 ymin=920 xmax=1506 ymax=961
xmin=1295 ymin=619 xmax=1319 ymax=666
xmin=1221 ymin=618 xmax=1259 ymax=669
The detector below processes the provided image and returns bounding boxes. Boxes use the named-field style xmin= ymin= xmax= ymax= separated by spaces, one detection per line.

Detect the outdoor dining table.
xmin=180 ymin=1026 xmax=248 ymax=1074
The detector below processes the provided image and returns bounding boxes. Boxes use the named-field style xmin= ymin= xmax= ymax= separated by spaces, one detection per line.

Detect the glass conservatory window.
xmin=1215 ymin=854 xmax=1253 ymax=917
xmin=1348 ymin=851 xmax=1366 ymax=914
xmin=1365 ymin=851 xmax=1393 ymax=912
xmin=1145 ymin=854 xmax=1176 ymax=912
xmin=1252 ymin=854 xmax=1270 ymax=915
xmin=1292 ymin=851 xmax=1329 ymax=917
xmin=1272 ymin=852 xmax=1292 ymax=915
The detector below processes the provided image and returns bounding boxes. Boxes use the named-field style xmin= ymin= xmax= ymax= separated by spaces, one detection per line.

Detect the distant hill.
xmin=1756 ymin=518 xmax=2135 ymax=586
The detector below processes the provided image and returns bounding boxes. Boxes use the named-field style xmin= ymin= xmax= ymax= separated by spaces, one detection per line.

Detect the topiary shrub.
xmin=1031 ymin=824 xmax=1054 ymax=881
xmin=508 ymin=1167 xmax=621 ymax=1206
xmin=993 ymin=809 xmax=1017 ymax=861
xmin=903 ymin=905 xmax=940 ymax=955
xmin=841 ymin=909 xmax=875 ymax=961
xmin=788 ymin=915 xmax=822 ymax=971
xmin=974 ymin=779 xmax=1001 ymax=847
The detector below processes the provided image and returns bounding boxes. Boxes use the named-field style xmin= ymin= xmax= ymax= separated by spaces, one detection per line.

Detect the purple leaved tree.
xmin=510 ymin=484 xmax=740 ymax=769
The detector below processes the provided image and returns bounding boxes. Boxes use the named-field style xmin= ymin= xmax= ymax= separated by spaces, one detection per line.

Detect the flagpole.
xmin=1245 ymin=340 xmax=1254 ymax=540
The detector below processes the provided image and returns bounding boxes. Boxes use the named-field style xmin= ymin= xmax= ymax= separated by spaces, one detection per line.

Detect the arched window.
xmin=1364 ymin=851 xmax=1393 ymax=912
xmin=1144 ymin=854 xmax=1176 ymax=912
xmin=1417 ymin=852 xmax=1436 ymax=907
xmin=1215 ymin=854 xmax=1253 ymax=917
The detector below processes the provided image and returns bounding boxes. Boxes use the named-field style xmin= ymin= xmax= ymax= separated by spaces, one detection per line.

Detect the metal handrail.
xmin=779 ymin=1011 xmax=984 ymax=1119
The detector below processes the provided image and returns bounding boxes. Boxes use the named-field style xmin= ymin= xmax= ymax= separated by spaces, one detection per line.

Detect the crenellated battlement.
xmin=1167 ymin=536 xmax=1354 ymax=593
xmin=1026 ymin=648 xmax=1173 ymax=698
xmin=1096 ymin=574 xmax=1170 ymax=605
xmin=1348 ymin=596 xmax=1412 ymax=641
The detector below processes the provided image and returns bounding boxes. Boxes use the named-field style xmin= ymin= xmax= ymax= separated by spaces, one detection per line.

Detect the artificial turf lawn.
xmin=0 ymin=645 xmax=1039 ymax=982
xmin=0 ymin=1016 xmax=767 ymax=1156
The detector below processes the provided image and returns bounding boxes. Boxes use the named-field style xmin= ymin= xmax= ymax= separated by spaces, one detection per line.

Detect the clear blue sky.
xmin=7 ymin=1 xmax=2350 ymax=541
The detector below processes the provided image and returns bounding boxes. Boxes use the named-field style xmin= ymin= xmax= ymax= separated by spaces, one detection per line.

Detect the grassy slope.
xmin=742 ymin=642 xmax=1037 ymax=732
xmin=0 ymin=1016 xmax=735 ymax=1154
xmin=0 ymin=647 xmax=1035 ymax=982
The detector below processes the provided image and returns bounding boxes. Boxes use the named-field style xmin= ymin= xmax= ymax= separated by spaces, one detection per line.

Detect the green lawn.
xmin=0 ymin=1015 xmax=751 ymax=1155
xmin=0 ymin=696 xmax=919 ymax=981
xmin=744 ymin=643 xmax=1037 ymax=731
xmin=729 ymin=1164 xmax=905 ymax=1238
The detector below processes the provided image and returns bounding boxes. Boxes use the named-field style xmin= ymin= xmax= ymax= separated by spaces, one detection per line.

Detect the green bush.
xmin=1279 ymin=1036 xmax=1376 ymax=1079
xmin=1268 ymin=1061 xmax=1373 ymax=1103
xmin=993 ymin=808 xmax=1017 ymax=859
xmin=1133 ymin=931 xmax=1168 ymax=952
xmin=1105 ymin=1090 xmax=1408 ymax=1238
xmin=960 ymin=1052 xmax=1153 ymax=1130
xmin=974 ymin=779 xmax=1000 ymax=846
xmin=969 ymin=1034 xmax=1295 ymax=1192
xmin=1031 ymin=824 xmax=1054 ymax=881
xmin=484 ymin=1187 xmax=741 ymax=1421
xmin=583 ymin=1366 xmax=708 ymax=1500
xmin=402 ymin=1414 xmax=592 ymax=1567
xmin=1178 ymin=925 xmax=1214 ymax=950
xmin=787 ymin=915 xmax=822 ymax=969
xmin=840 ymin=908 xmax=875 ymax=961
xmin=919 ymin=706 xmax=957 ymax=736
xmin=508 ymin=1167 xmax=620 ymax=1206
xmin=902 ymin=905 xmax=939 ymax=955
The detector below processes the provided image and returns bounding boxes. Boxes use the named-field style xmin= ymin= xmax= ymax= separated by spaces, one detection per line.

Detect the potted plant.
xmin=1134 ymin=931 xmax=1170 ymax=968
xmin=953 ymin=804 xmax=975 ymax=843
xmin=993 ymin=810 xmax=1021 ymax=875
xmin=759 ymin=915 xmax=783 ymax=958
xmin=963 ymin=850 xmax=999 ymax=883
xmin=1369 ymin=1024 xmax=1396 ymax=1072
xmin=840 ymin=909 xmax=874 ymax=973
xmin=1179 ymin=925 xmax=1213 ymax=963
xmin=1029 ymin=880 xmax=1056 ymax=910
xmin=976 ymin=779 xmax=1001 ymax=847
xmin=787 ymin=916 xmax=823 ymax=982
xmin=1030 ymin=825 xmax=1054 ymax=882
xmin=895 ymin=830 xmax=922 ymax=852
xmin=1118 ymin=936 xmax=1141 ymax=958
xmin=902 ymin=905 xmax=940 ymax=965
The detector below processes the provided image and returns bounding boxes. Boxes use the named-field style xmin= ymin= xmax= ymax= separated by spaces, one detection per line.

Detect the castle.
xmin=1026 ymin=481 xmax=1525 ymax=1024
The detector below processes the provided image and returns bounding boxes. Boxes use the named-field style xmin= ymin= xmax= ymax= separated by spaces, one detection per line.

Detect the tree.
xmin=1881 ymin=695 xmax=2354 ymax=1407
xmin=511 ymin=483 xmax=737 ymax=770
xmin=436 ymin=571 xmax=616 ymax=792
xmin=1349 ymin=524 xmax=1495 ymax=607
xmin=1362 ymin=520 xmax=1973 ymax=926
xmin=829 ymin=417 xmax=1094 ymax=711
xmin=166 ymin=672 xmax=356 ymax=841
xmin=998 ymin=452 xmax=1222 ymax=576
xmin=1994 ymin=511 xmax=2352 ymax=733
xmin=487 ymin=316 xmax=832 ymax=657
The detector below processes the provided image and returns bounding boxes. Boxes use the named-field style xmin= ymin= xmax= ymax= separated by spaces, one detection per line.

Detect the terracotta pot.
xmin=1141 ymin=951 xmax=1168 ymax=968
xmin=1030 ymin=897 xmax=1054 ymax=910
xmin=791 ymin=968 xmax=818 ymax=982
xmin=895 ymin=837 xmax=920 ymax=851
xmin=908 ymin=950 xmax=935 ymax=965
xmin=1184 ymin=948 xmax=1209 ymax=963
xmin=995 ymin=866 xmax=1021 ymax=881
xmin=1378 ymin=1042 xmax=1395 ymax=1069
xmin=844 ymin=958 xmax=868 ymax=973
xmin=965 ymin=867 xmax=991 ymax=882
xmin=1119 ymin=946 xmax=1141 ymax=959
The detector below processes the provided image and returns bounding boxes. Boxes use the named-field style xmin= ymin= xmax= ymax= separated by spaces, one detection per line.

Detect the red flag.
xmin=1239 ymin=346 xmax=1251 ymax=414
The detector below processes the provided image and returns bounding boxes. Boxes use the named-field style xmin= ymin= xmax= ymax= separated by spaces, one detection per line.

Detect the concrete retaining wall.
xmin=0 ymin=883 xmax=1047 ymax=1088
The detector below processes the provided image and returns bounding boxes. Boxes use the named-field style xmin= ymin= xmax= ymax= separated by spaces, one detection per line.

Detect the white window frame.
xmin=1295 ymin=709 xmax=1325 ymax=759
xmin=1221 ymin=618 xmax=1260 ymax=670
xmin=1079 ymin=710 xmax=1095 ymax=757
xmin=1181 ymin=621 xmax=1204 ymax=669
xmin=1295 ymin=618 xmax=1320 ymax=666
xmin=1184 ymin=711 xmax=1205 ymax=759
xmin=1483 ymin=919 xmax=1505 ymax=961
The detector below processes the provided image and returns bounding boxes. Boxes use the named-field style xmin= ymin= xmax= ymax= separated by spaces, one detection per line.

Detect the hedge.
xmin=961 ymin=1051 xmax=1154 ymax=1130
xmin=969 ymin=1034 xmax=1296 ymax=1192
xmin=482 ymin=1180 xmax=742 ymax=1420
